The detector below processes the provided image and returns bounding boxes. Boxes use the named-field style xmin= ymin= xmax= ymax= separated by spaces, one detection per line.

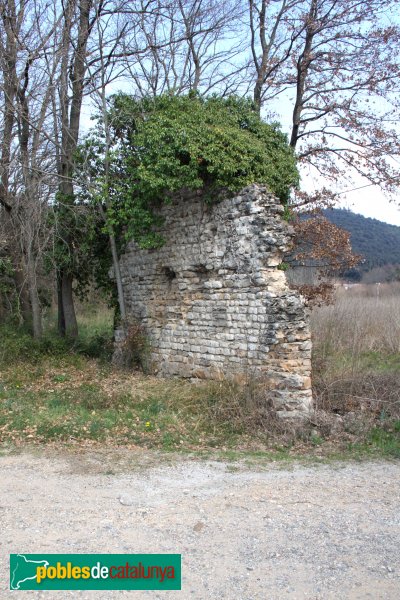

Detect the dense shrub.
xmin=80 ymin=94 xmax=299 ymax=250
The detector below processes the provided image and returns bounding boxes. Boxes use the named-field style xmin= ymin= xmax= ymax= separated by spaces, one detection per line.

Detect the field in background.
xmin=310 ymin=283 xmax=400 ymax=456
xmin=0 ymin=284 xmax=399 ymax=458
xmin=312 ymin=283 xmax=400 ymax=412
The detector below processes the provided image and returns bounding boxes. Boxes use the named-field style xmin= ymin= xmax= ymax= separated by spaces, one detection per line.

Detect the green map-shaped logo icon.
xmin=10 ymin=554 xmax=49 ymax=590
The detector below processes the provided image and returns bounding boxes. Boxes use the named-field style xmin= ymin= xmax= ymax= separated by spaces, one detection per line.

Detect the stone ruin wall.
xmin=116 ymin=184 xmax=313 ymax=418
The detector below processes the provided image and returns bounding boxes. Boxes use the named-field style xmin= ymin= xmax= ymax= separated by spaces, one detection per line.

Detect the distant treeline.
xmin=322 ymin=208 xmax=400 ymax=281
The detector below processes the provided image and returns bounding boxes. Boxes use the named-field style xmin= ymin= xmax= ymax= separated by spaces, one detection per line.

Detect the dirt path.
xmin=1 ymin=450 xmax=399 ymax=599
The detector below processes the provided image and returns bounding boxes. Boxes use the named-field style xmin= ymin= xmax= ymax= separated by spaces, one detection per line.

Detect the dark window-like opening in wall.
xmin=163 ymin=266 xmax=176 ymax=280
xmin=193 ymin=264 xmax=208 ymax=274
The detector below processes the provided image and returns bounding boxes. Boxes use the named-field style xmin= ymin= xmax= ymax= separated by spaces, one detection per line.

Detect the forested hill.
xmin=322 ymin=208 xmax=400 ymax=273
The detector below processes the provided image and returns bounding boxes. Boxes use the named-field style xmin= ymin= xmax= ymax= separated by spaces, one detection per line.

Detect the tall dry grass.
xmin=312 ymin=283 xmax=400 ymax=356
xmin=311 ymin=283 xmax=400 ymax=417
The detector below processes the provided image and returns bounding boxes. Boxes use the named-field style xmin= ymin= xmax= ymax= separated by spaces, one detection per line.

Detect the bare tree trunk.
xmin=98 ymin=202 xmax=126 ymax=321
xmin=61 ymin=272 xmax=78 ymax=337
xmin=0 ymin=0 xmax=18 ymax=214
xmin=26 ymin=251 xmax=42 ymax=338
xmin=110 ymin=234 xmax=126 ymax=321
xmin=100 ymin=108 xmax=126 ymax=321
xmin=16 ymin=54 xmax=45 ymax=337
xmin=250 ymin=0 xmax=290 ymax=114
xmin=59 ymin=261 xmax=78 ymax=336
xmin=14 ymin=264 xmax=31 ymax=323
xmin=57 ymin=271 xmax=66 ymax=336
xmin=56 ymin=0 xmax=95 ymax=337
xmin=289 ymin=0 xmax=317 ymax=149
xmin=92 ymin=8 xmax=127 ymax=322
xmin=0 ymin=0 xmax=32 ymax=324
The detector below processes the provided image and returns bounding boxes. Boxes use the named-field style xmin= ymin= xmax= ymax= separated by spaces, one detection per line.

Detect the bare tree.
xmin=0 ymin=0 xmax=59 ymax=334
xmin=53 ymin=0 xmax=95 ymax=336
xmin=53 ymin=0 xmax=168 ymax=336
xmin=246 ymin=0 xmax=400 ymax=200
xmin=248 ymin=0 xmax=304 ymax=110
xmin=84 ymin=0 xmax=130 ymax=321
xmin=0 ymin=0 xmax=30 ymax=320
xmin=121 ymin=0 xmax=245 ymax=98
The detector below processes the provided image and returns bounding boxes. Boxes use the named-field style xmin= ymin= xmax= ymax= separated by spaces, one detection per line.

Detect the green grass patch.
xmin=358 ymin=351 xmax=400 ymax=373
xmin=0 ymin=308 xmax=114 ymax=368
xmin=0 ymin=362 xmax=278 ymax=450
xmin=313 ymin=349 xmax=400 ymax=377
xmin=1 ymin=317 xmax=399 ymax=459
xmin=364 ymin=422 xmax=400 ymax=458
xmin=1 ymin=369 xmax=399 ymax=460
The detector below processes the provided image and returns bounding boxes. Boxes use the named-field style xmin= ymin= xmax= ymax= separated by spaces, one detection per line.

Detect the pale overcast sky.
xmin=299 ymin=164 xmax=400 ymax=226
xmin=338 ymin=187 xmax=400 ymax=226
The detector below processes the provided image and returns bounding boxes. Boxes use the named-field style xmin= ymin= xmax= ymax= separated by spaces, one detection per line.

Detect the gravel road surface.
xmin=1 ymin=451 xmax=399 ymax=599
